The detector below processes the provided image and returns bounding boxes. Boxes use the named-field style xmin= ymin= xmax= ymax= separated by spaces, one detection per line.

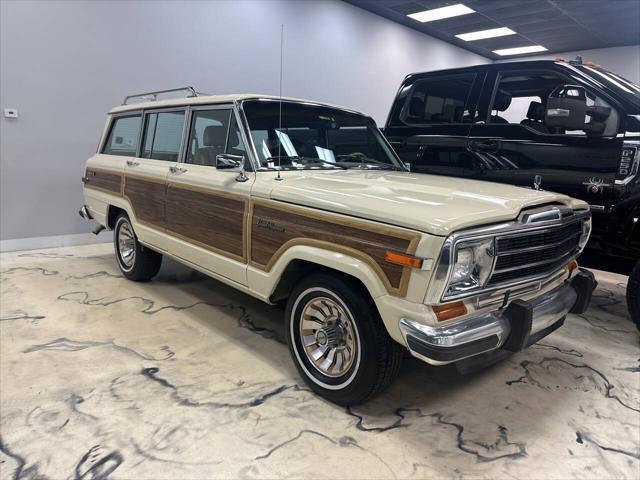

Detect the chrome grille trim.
xmin=426 ymin=207 xmax=590 ymax=304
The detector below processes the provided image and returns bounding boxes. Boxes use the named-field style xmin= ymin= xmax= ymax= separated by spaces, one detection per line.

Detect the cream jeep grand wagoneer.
xmin=80 ymin=87 xmax=596 ymax=405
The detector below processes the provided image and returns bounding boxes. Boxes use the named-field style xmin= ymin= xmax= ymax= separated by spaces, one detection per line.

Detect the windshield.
xmin=242 ymin=100 xmax=406 ymax=171
xmin=579 ymin=65 xmax=640 ymax=108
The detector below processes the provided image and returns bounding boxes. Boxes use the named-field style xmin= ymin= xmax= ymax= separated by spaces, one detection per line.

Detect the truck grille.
xmin=488 ymin=220 xmax=582 ymax=286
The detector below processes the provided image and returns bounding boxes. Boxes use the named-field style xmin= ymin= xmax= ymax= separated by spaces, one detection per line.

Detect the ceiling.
xmin=343 ymin=0 xmax=640 ymax=60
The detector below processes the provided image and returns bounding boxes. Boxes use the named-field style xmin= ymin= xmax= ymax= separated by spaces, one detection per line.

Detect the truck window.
xmin=186 ymin=109 xmax=231 ymax=166
xmin=489 ymin=72 xmax=619 ymax=136
xmin=401 ymin=74 xmax=476 ymax=125
xmin=142 ymin=110 xmax=186 ymax=162
xmin=226 ymin=114 xmax=247 ymax=157
xmin=102 ymin=115 xmax=141 ymax=157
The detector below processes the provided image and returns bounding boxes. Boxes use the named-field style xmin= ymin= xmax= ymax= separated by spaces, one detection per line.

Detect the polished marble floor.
xmin=1 ymin=243 xmax=638 ymax=479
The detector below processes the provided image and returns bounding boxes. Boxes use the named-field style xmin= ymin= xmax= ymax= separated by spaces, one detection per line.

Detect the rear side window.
xmin=102 ymin=115 xmax=141 ymax=156
xmin=402 ymin=74 xmax=476 ymax=125
xmin=142 ymin=111 xmax=186 ymax=161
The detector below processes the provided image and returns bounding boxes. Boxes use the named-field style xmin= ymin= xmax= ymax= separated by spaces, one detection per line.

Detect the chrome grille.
xmin=488 ymin=219 xmax=583 ymax=286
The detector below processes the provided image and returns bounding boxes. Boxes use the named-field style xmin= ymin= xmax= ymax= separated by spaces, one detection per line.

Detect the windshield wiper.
xmin=336 ymin=154 xmax=403 ymax=171
xmin=264 ymin=155 xmax=347 ymax=169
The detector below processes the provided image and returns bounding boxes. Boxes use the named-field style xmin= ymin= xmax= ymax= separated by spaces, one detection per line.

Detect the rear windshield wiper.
xmin=336 ymin=154 xmax=403 ymax=170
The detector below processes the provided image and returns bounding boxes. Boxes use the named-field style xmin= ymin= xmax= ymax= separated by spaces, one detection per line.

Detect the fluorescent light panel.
xmin=407 ymin=4 xmax=475 ymax=23
xmin=456 ymin=27 xmax=516 ymax=41
xmin=493 ymin=45 xmax=548 ymax=56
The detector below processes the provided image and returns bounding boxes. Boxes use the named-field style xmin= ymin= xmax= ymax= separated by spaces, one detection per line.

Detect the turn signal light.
xmin=567 ymin=260 xmax=578 ymax=273
xmin=385 ymin=251 xmax=423 ymax=269
xmin=433 ymin=301 xmax=468 ymax=322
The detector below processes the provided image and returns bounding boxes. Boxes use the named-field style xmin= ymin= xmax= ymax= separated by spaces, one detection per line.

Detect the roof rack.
xmin=122 ymin=86 xmax=209 ymax=105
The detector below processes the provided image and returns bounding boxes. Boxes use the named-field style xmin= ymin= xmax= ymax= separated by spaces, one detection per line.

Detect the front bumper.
xmin=399 ymin=269 xmax=596 ymax=365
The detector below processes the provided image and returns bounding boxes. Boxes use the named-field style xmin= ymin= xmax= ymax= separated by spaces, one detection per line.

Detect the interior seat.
xmin=489 ymin=90 xmax=512 ymax=123
xmin=520 ymin=101 xmax=549 ymax=133
xmin=195 ymin=125 xmax=227 ymax=166
xmin=408 ymin=96 xmax=425 ymax=120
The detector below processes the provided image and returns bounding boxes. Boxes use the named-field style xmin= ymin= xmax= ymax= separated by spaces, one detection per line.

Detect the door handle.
xmin=169 ymin=166 xmax=187 ymax=174
xmin=468 ymin=140 xmax=500 ymax=152
xmin=126 ymin=160 xmax=140 ymax=167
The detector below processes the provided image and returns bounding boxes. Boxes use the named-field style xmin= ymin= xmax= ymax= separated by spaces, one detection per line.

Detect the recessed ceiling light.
xmin=493 ymin=45 xmax=548 ymax=56
xmin=407 ymin=4 xmax=475 ymax=23
xmin=456 ymin=27 xmax=516 ymax=42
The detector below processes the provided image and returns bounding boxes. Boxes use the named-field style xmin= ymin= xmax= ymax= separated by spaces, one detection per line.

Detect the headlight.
xmin=578 ymin=217 xmax=591 ymax=249
xmin=444 ymin=238 xmax=494 ymax=299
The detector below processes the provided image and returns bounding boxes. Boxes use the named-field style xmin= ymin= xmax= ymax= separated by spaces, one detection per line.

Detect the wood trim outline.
xmin=248 ymin=198 xmax=422 ymax=297
xmin=83 ymin=167 xmax=123 ymax=196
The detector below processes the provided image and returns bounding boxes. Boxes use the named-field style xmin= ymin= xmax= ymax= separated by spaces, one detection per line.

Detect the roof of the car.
xmin=109 ymin=94 xmax=365 ymax=115
xmin=405 ymin=60 xmax=572 ymax=79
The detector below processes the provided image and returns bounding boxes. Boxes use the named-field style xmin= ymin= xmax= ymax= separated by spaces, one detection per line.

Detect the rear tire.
xmin=285 ymin=272 xmax=403 ymax=405
xmin=626 ymin=260 xmax=640 ymax=330
xmin=114 ymin=212 xmax=162 ymax=281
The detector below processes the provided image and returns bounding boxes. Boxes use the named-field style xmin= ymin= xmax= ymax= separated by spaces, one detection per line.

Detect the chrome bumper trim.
xmin=79 ymin=205 xmax=93 ymax=221
xmin=400 ymin=281 xmax=577 ymax=366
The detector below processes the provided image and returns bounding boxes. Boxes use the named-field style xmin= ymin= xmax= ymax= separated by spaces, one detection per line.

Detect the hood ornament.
xmin=533 ymin=175 xmax=542 ymax=190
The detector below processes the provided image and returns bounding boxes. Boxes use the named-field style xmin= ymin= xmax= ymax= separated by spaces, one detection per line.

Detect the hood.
xmin=267 ymin=170 xmax=587 ymax=236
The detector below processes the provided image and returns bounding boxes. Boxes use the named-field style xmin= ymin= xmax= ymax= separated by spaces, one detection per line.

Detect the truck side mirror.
xmin=216 ymin=154 xmax=249 ymax=182
xmin=545 ymin=85 xmax=587 ymax=131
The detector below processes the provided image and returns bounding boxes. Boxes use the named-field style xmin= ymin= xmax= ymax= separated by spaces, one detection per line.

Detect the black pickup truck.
xmin=384 ymin=59 xmax=640 ymax=327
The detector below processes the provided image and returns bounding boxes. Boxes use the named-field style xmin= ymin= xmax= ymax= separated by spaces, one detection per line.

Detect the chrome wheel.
xmin=299 ymin=296 xmax=358 ymax=378
xmin=117 ymin=220 xmax=136 ymax=268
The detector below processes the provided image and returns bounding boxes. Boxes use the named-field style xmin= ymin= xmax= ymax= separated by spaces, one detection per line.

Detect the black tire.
xmin=626 ymin=260 xmax=640 ymax=330
xmin=113 ymin=212 xmax=162 ymax=281
xmin=285 ymin=272 xmax=403 ymax=405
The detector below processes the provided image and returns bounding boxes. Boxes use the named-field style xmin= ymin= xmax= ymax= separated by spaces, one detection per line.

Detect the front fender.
xmin=247 ymin=244 xmax=389 ymax=301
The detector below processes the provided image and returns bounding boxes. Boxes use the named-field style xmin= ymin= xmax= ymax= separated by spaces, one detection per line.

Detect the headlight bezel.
xmin=426 ymin=208 xmax=592 ymax=305
xmin=433 ymin=233 xmax=499 ymax=303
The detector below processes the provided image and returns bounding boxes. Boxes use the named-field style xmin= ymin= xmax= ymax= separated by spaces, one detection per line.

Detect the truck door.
xmin=385 ymin=71 xmax=484 ymax=177
xmin=467 ymin=68 xmax=622 ymax=210
xmin=123 ymin=108 xmax=187 ymax=251
xmin=163 ymin=106 xmax=254 ymax=285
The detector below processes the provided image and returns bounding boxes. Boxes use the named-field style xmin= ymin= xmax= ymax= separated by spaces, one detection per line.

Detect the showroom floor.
xmin=1 ymin=244 xmax=638 ymax=479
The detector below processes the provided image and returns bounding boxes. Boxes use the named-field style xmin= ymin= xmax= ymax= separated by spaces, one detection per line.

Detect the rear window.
xmin=142 ymin=110 xmax=186 ymax=162
xmin=102 ymin=115 xmax=141 ymax=156
xmin=401 ymin=74 xmax=476 ymax=125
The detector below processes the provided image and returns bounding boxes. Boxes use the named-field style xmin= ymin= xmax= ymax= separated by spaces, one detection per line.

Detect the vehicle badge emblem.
xmin=582 ymin=177 xmax=610 ymax=194
xmin=533 ymin=175 xmax=542 ymax=190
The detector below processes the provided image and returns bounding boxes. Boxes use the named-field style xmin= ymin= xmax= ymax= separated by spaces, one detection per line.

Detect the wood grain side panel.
xmin=84 ymin=168 xmax=122 ymax=195
xmin=250 ymin=201 xmax=418 ymax=295
xmin=123 ymin=176 xmax=165 ymax=226
xmin=165 ymin=186 xmax=247 ymax=261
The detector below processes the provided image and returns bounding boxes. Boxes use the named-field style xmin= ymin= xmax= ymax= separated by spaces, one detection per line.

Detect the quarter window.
xmin=402 ymin=74 xmax=476 ymax=125
xmin=142 ymin=111 xmax=186 ymax=162
xmin=102 ymin=115 xmax=141 ymax=157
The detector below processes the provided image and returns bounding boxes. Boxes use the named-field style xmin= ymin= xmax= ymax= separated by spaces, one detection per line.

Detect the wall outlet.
xmin=4 ymin=108 xmax=18 ymax=118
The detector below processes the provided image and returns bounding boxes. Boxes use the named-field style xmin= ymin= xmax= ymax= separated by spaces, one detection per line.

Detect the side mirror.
xmin=215 ymin=154 xmax=249 ymax=182
xmin=545 ymin=85 xmax=587 ymax=131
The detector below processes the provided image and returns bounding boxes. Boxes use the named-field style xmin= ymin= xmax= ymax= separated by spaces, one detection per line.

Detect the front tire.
xmin=114 ymin=212 xmax=162 ymax=281
xmin=285 ymin=273 xmax=403 ymax=405
xmin=627 ymin=260 xmax=640 ymax=330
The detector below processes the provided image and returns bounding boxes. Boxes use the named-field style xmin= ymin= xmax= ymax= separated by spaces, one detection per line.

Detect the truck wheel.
xmin=285 ymin=272 xmax=403 ymax=405
xmin=114 ymin=212 xmax=162 ymax=281
xmin=627 ymin=260 xmax=640 ymax=330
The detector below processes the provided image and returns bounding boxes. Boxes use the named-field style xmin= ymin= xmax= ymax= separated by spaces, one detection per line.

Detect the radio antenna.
xmin=275 ymin=24 xmax=284 ymax=181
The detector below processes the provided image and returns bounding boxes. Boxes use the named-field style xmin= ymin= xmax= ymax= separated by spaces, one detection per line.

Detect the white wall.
xmin=0 ymin=0 xmax=488 ymax=244
xmin=496 ymin=45 xmax=640 ymax=84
